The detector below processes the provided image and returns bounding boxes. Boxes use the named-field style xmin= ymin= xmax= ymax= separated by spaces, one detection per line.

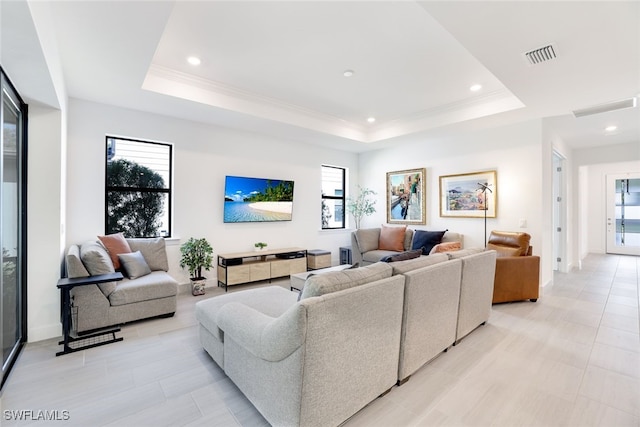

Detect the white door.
xmin=606 ymin=173 xmax=640 ymax=255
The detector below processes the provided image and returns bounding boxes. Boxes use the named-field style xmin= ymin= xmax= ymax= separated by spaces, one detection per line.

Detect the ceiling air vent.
xmin=572 ymin=97 xmax=637 ymax=118
xmin=523 ymin=44 xmax=557 ymax=65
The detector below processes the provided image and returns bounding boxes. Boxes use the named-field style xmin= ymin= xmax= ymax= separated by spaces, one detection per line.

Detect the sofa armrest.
xmin=217 ymin=302 xmax=307 ymax=362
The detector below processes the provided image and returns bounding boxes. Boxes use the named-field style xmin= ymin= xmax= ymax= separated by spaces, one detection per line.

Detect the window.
xmin=105 ymin=136 xmax=172 ymax=237
xmin=321 ymin=165 xmax=345 ymax=229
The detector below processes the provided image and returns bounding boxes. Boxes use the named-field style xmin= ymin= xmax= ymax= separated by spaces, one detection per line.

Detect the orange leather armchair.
xmin=487 ymin=231 xmax=540 ymax=303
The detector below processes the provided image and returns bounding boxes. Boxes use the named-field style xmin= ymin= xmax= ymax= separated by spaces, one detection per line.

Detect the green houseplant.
xmin=254 ymin=242 xmax=268 ymax=251
xmin=346 ymin=186 xmax=377 ymax=229
xmin=179 ymin=237 xmax=213 ymax=296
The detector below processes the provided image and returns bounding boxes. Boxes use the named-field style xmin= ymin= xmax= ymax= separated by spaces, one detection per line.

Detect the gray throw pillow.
xmin=118 ymin=251 xmax=152 ymax=279
xmin=127 ymin=238 xmax=169 ymax=271
xmin=80 ymin=240 xmax=117 ymax=297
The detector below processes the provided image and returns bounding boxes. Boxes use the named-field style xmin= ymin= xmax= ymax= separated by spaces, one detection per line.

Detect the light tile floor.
xmin=0 ymin=253 xmax=638 ymax=426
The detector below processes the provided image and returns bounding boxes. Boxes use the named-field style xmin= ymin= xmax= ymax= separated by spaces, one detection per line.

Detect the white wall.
xmin=358 ymin=120 xmax=549 ymax=286
xmin=66 ymin=98 xmax=358 ymax=286
xmin=27 ymin=106 xmax=66 ymax=342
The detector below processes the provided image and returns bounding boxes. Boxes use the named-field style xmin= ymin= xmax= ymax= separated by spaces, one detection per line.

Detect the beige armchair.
xmin=487 ymin=231 xmax=540 ymax=303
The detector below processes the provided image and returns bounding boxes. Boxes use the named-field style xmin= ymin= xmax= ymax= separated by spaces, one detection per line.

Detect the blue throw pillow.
xmin=411 ymin=230 xmax=448 ymax=255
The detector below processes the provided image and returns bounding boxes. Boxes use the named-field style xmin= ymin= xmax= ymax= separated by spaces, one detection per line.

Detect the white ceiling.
xmin=3 ymin=1 xmax=639 ymax=153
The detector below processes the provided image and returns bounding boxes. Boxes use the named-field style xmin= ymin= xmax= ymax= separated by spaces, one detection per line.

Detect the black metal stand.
xmin=56 ymin=272 xmax=124 ymax=356
xmin=477 ymin=182 xmax=492 ymax=248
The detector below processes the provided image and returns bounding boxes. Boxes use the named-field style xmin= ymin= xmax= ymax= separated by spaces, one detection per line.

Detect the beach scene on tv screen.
xmin=224 ymin=176 xmax=294 ymax=222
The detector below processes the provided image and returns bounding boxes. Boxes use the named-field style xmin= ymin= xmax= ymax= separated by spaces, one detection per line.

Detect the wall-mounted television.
xmin=224 ymin=175 xmax=294 ymax=223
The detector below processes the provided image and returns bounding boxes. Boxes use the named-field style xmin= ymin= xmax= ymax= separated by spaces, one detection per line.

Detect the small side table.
xmin=307 ymin=249 xmax=331 ymax=270
xmin=339 ymin=246 xmax=352 ymax=265
xmin=56 ymin=272 xmax=124 ymax=356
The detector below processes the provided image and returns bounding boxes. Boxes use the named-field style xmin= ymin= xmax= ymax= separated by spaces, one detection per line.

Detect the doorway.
xmin=606 ymin=173 xmax=640 ymax=256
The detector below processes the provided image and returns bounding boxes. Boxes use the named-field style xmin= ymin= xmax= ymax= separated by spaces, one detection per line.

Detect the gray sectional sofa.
xmin=64 ymin=237 xmax=178 ymax=333
xmin=351 ymin=226 xmax=464 ymax=266
xmin=196 ymin=247 xmax=496 ymax=427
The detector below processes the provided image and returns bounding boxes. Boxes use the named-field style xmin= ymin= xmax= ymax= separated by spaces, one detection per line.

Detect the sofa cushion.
xmin=354 ymin=228 xmax=380 ymax=253
xmin=389 ymin=253 xmax=449 ymax=275
xmin=108 ymin=271 xmax=178 ymax=306
xmin=66 ymin=245 xmax=89 ymax=279
xmin=403 ymin=229 xmax=415 ymax=251
xmin=379 ymin=224 xmax=407 ymax=251
xmin=362 ymin=250 xmax=400 ymax=264
xmin=446 ymin=248 xmax=486 ymax=259
xmin=80 ymin=240 xmax=117 ymax=297
xmin=196 ymin=286 xmax=297 ymax=341
xmin=381 ymin=249 xmax=423 ymax=263
xmin=299 ymin=262 xmax=392 ymax=300
xmin=411 ymin=229 xmax=447 ymax=255
xmin=98 ymin=232 xmax=132 ymax=270
xmin=127 ymin=238 xmax=169 ymax=271
xmin=118 ymin=251 xmax=152 ymax=279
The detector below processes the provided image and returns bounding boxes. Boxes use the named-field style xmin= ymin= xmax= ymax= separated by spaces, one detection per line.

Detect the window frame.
xmin=104 ymin=136 xmax=173 ymax=238
xmin=321 ymin=165 xmax=346 ymax=230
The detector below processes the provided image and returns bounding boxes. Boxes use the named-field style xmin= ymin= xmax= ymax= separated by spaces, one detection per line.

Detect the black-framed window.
xmin=321 ymin=165 xmax=345 ymax=229
xmin=105 ymin=136 xmax=172 ymax=237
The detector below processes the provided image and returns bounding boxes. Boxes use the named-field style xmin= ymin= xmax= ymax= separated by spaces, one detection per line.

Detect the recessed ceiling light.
xmin=605 ymin=125 xmax=618 ymax=132
xmin=187 ymin=56 xmax=201 ymax=66
xmin=343 ymin=70 xmax=354 ymax=77
xmin=470 ymin=84 xmax=482 ymax=92
xmin=367 ymin=117 xmax=376 ymax=123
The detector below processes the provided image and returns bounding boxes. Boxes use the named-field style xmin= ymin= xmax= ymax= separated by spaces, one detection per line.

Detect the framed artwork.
xmin=386 ymin=168 xmax=426 ymax=224
xmin=439 ymin=170 xmax=497 ymax=218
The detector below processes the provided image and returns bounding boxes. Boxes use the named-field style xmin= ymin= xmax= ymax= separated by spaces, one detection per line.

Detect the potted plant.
xmin=179 ymin=237 xmax=213 ymax=296
xmin=254 ymin=242 xmax=268 ymax=251
xmin=346 ymin=186 xmax=377 ymax=229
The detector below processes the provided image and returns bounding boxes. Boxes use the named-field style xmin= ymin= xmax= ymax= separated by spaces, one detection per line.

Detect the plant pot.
xmin=190 ymin=277 xmax=206 ymax=296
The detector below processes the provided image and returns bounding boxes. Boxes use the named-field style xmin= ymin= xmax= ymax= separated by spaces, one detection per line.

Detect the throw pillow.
xmin=433 ymin=241 xmax=461 ymax=254
xmin=411 ymin=229 xmax=448 ymax=255
xmin=380 ymin=249 xmax=423 ymax=262
xmin=378 ymin=224 xmax=407 ymax=251
xmin=127 ymin=238 xmax=169 ymax=271
xmin=98 ymin=233 xmax=132 ymax=270
xmin=118 ymin=251 xmax=152 ymax=279
xmin=80 ymin=240 xmax=117 ymax=297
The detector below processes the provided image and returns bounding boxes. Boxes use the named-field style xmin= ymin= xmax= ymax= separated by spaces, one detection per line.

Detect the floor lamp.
xmin=477 ymin=182 xmax=492 ymax=247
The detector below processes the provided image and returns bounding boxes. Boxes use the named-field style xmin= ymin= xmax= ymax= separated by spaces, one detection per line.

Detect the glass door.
xmin=606 ymin=173 xmax=640 ymax=256
xmin=1 ymin=67 xmax=27 ymax=390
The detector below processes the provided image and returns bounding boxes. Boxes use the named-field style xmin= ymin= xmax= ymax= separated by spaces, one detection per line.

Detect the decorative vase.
xmin=190 ymin=278 xmax=206 ymax=296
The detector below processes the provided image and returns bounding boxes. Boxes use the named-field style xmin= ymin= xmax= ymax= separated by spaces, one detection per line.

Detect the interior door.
xmin=606 ymin=173 xmax=640 ymax=255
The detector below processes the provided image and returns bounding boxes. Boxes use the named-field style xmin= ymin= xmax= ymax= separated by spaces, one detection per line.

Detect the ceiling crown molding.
xmin=142 ymin=64 xmax=368 ymax=141
xmin=143 ymin=64 xmax=525 ymax=143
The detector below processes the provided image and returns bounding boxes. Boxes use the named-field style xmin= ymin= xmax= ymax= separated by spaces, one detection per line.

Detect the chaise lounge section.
xmin=196 ymin=263 xmax=405 ymax=427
